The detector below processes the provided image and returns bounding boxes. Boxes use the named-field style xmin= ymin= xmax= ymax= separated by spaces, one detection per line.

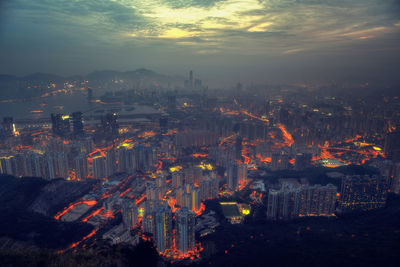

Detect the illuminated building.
xmin=117 ymin=145 xmax=136 ymax=174
xmin=136 ymin=145 xmax=155 ymax=172
xmin=92 ymin=155 xmax=106 ymax=179
xmin=51 ymin=113 xmax=70 ymax=137
xmin=340 ymin=175 xmax=389 ymax=212
xmin=267 ymin=182 xmax=338 ymax=220
xmin=156 ymin=174 xmax=167 ymax=196
xmin=121 ymin=198 xmax=138 ymax=230
xmin=0 ymin=155 xmax=15 ymax=175
xmin=146 ymin=183 xmax=161 ymax=201
xmin=238 ymin=164 xmax=248 ymax=184
xmin=220 ymin=202 xmax=244 ymax=224
xmin=72 ymin=111 xmax=84 ymax=136
xmin=74 ymin=153 xmax=88 ymax=180
xmin=176 ymin=187 xmax=184 ymax=207
xmin=172 ymin=172 xmax=183 ymax=189
xmin=154 ymin=203 xmax=173 ymax=253
xmin=182 ymin=193 xmax=192 ymax=210
xmin=175 ymin=207 xmax=195 ymax=254
xmin=298 ymin=184 xmax=337 ymax=216
xmin=227 ymin=162 xmax=239 ymax=191
xmin=101 ymin=113 xmax=119 ymax=136
xmin=143 ymin=200 xmax=165 ymax=236
xmin=184 ymin=165 xmax=203 ymax=184
xmin=191 ymin=187 xmax=201 ymax=212
xmin=199 ymin=174 xmax=219 ymax=200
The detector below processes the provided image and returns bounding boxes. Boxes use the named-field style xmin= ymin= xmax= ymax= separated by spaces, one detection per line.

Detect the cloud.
xmin=0 ymin=0 xmax=399 ymax=85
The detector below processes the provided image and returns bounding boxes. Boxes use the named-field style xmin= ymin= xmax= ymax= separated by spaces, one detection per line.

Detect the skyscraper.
xmin=51 ymin=113 xmax=71 ymax=137
xmin=74 ymin=153 xmax=88 ymax=180
xmin=0 ymin=155 xmax=15 ymax=175
xmin=105 ymin=149 xmax=117 ymax=177
xmin=154 ymin=203 xmax=173 ymax=253
xmin=175 ymin=207 xmax=195 ymax=254
xmin=101 ymin=113 xmax=119 ymax=136
xmin=228 ymin=162 xmax=239 ymax=191
xmin=121 ymin=198 xmax=138 ymax=230
xmin=235 ymin=136 xmax=243 ymax=160
xmin=189 ymin=70 xmax=193 ymax=89
xmin=92 ymin=155 xmax=106 ymax=179
xmin=72 ymin=111 xmax=84 ymax=136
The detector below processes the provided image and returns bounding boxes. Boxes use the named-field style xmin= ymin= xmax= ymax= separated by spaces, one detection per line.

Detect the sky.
xmin=0 ymin=0 xmax=399 ymax=87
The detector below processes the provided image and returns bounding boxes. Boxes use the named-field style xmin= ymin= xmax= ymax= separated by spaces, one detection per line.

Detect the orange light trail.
xmin=192 ymin=153 xmax=208 ymax=158
xmin=54 ymin=200 xmax=98 ymax=220
xmin=81 ymin=207 xmax=104 ymax=222
xmin=135 ymin=194 xmax=146 ymax=205
xmin=277 ymin=124 xmax=294 ymax=147
xmin=68 ymin=229 xmax=97 ymax=250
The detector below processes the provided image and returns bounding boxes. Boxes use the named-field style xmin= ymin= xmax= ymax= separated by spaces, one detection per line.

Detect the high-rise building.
xmin=175 ymin=207 xmax=195 ymax=254
xmin=121 ymin=198 xmax=138 ymax=230
xmin=199 ymin=173 xmax=219 ymax=200
xmin=51 ymin=113 xmax=70 ymax=137
xmin=172 ymin=172 xmax=184 ymax=189
xmin=191 ymin=187 xmax=201 ymax=212
xmin=101 ymin=113 xmax=119 ymax=136
xmin=2 ymin=117 xmax=13 ymax=136
xmin=74 ymin=153 xmax=88 ymax=180
xmin=298 ymin=184 xmax=337 ymax=216
xmin=340 ymin=175 xmax=389 ymax=212
xmin=227 ymin=162 xmax=239 ymax=191
xmin=0 ymin=154 xmax=15 ymax=175
xmin=167 ymin=95 xmax=176 ymax=111
xmin=267 ymin=183 xmax=338 ymax=220
xmin=237 ymin=164 xmax=247 ymax=185
xmin=92 ymin=155 xmax=106 ymax=179
xmin=54 ymin=152 xmax=68 ymax=178
xmin=154 ymin=203 xmax=173 ymax=253
xmin=27 ymin=151 xmax=42 ymax=177
xmin=72 ymin=111 xmax=84 ymax=136
xmin=189 ymin=70 xmax=193 ymax=89
xmin=235 ymin=136 xmax=243 ymax=160
xmin=43 ymin=153 xmax=56 ymax=179
xmin=105 ymin=149 xmax=117 ymax=177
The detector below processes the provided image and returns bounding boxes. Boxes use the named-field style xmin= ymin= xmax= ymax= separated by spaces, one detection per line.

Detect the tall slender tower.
xmin=189 ymin=70 xmax=193 ymax=89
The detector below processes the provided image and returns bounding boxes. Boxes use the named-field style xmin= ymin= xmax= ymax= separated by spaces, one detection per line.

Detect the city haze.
xmin=1 ymin=0 xmax=400 ymax=86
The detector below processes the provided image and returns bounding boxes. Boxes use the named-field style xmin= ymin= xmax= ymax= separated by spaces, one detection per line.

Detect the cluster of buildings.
xmin=267 ymin=180 xmax=337 ymax=221
xmin=266 ymin=175 xmax=390 ymax=221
